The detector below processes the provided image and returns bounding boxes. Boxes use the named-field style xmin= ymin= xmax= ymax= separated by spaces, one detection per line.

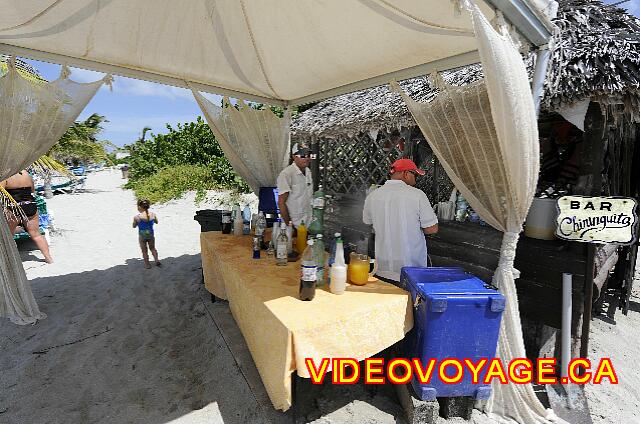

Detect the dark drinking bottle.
xmin=299 ymin=239 xmax=317 ymax=301
xmin=221 ymin=211 xmax=232 ymax=234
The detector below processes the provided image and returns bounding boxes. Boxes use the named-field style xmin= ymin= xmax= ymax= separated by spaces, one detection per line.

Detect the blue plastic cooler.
xmin=400 ymin=267 xmax=505 ymax=401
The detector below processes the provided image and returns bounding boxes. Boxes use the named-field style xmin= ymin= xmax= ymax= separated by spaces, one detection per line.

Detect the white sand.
xmin=585 ymin=271 xmax=640 ymax=424
xmin=1 ymin=170 xmax=638 ymax=424
xmin=2 ymin=171 xmax=265 ymax=423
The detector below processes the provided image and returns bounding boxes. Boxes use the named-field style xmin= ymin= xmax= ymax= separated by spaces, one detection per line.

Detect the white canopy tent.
xmin=0 ymin=1 xmax=563 ymax=422
xmin=0 ymin=0 xmax=555 ymax=106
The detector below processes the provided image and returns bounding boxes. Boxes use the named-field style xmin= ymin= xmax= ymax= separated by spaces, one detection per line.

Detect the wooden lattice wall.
xmin=318 ymin=129 xmax=454 ymax=204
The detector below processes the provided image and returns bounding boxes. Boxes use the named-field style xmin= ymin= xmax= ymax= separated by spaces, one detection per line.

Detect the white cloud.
xmin=69 ymin=66 xmax=225 ymax=103
xmin=103 ymin=114 xmax=207 ymax=146
xmin=67 ymin=66 xmax=196 ymax=100
xmin=68 ymin=66 xmax=106 ymax=83
xmin=113 ymin=77 xmax=195 ymax=100
xmin=104 ymin=114 xmax=199 ymax=134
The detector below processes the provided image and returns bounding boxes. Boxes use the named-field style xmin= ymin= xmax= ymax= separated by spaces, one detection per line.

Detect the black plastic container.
xmin=194 ymin=209 xmax=223 ymax=232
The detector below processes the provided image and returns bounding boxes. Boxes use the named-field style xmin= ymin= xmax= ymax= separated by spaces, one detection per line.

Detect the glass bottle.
xmin=255 ymin=211 xmax=266 ymax=237
xmin=313 ymin=234 xmax=325 ymax=286
xmin=308 ymin=185 xmax=325 ymax=237
xmin=313 ymin=184 xmax=325 ymax=209
xmin=255 ymin=211 xmax=267 ymax=248
xmin=286 ymin=221 xmax=294 ymax=255
xmin=233 ymin=204 xmax=243 ymax=236
xmin=276 ymin=222 xmax=288 ymax=266
xmin=242 ymin=206 xmax=251 ymax=235
xmin=221 ymin=210 xmax=232 ymax=234
xmin=299 ymin=239 xmax=317 ymax=301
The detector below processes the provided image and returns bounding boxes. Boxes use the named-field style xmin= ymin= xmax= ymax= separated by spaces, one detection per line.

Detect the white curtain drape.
xmin=393 ymin=4 xmax=563 ymax=424
xmin=192 ymin=91 xmax=290 ymax=194
xmin=0 ymin=59 xmax=110 ymax=325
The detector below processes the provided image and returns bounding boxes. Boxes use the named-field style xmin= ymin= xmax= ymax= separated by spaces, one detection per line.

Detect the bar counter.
xmin=200 ymin=231 xmax=413 ymax=411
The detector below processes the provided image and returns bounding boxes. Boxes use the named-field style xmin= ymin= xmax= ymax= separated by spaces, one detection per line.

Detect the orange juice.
xmin=296 ymin=221 xmax=307 ymax=254
xmin=348 ymin=259 xmax=370 ymax=285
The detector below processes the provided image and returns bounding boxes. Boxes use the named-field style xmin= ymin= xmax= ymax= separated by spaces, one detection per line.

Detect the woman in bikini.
xmin=1 ymin=170 xmax=53 ymax=263
xmin=133 ymin=199 xmax=161 ymax=269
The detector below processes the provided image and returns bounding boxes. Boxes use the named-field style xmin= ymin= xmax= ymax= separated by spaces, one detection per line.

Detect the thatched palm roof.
xmin=543 ymin=0 xmax=640 ymax=116
xmin=292 ymin=0 xmax=640 ymax=139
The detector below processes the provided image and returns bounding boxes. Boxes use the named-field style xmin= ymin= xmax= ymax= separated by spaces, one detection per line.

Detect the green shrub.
xmin=123 ymin=116 xmax=251 ymax=203
xmin=126 ymin=117 xmax=227 ymax=183
xmin=126 ymin=164 xmax=249 ymax=204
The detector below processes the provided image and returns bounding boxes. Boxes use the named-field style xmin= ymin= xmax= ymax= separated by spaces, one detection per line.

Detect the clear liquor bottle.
xmin=276 ymin=222 xmax=288 ymax=266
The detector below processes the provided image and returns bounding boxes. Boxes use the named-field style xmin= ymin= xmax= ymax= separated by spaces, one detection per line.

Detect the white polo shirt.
xmin=363 ymin=180 xmax=438 ymax=282
xmin=277 ymin=163 xmax=313 ymax=227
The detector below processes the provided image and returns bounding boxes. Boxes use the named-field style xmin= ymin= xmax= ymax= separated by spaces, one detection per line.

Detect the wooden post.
xmin=622 ymin=245 xmax=638 ymax=315
xmin=580 ymin=103 xmax=605 ymax=361
xmin=311 ymin=139 xmax=320 ymax=191
xmin=401 ymin=127 xmax=413 ymax=159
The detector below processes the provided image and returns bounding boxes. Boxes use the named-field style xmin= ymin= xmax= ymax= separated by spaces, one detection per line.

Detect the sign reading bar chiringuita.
xmin=556 ymin=196 xmax=638 ymax=245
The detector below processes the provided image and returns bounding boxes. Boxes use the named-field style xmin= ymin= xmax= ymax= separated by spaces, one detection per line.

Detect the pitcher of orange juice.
xmin=348 ymin=253 xmax=377 ymax=285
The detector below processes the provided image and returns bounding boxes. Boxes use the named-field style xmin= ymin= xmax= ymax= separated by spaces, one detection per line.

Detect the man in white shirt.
xmin=363 ymin=158 xmax=439 ymax=282
xmin=277 ymin=143 xmax=313 ymax=227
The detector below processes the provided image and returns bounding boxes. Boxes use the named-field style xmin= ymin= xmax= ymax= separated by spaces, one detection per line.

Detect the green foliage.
xmin=50 ymin=113 xmax=110 ymax=164
xmin=126 ymin=116 xmax=226 ymax=181
xmin=124 ymin=116 xmax=250 ymax=203
xmin=125 ymin=164 xmax=248 ymax=204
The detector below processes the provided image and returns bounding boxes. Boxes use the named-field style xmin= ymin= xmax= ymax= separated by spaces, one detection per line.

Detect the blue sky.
xmin=22 ymin=0 xmax=639 ymax=149
xmin=619 ymin=0 xmax=640 ymax=16
xmin=23 ymin=59 xmax=223 ymax=149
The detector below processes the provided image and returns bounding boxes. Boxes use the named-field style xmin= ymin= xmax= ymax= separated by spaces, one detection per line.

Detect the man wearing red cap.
xmin=363 ymin=158 xmax=438 ymax=283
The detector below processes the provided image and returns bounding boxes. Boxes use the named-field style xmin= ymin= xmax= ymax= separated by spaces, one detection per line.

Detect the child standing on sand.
xmin=133 ymin=199 xmax=161 ymax=269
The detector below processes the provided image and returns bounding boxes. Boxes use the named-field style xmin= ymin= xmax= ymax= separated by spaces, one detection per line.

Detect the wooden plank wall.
xmin=427 ymin=222 xmax=587 ymax=332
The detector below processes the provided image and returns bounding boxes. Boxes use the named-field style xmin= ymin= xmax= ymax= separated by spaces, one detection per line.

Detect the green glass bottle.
xmin=308 ymin=185 xmax=325 ymax=237
xmin=313 ymin=234 xmax=325 ymax=286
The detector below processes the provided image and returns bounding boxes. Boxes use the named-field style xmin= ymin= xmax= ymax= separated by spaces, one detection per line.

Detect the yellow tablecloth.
xmin=200 ymin=231 xmax=413 ymax=411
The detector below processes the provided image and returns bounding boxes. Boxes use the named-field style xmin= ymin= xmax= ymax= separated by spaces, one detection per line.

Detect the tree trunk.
xmin=44 ymin=172 xmax=53 ymax=199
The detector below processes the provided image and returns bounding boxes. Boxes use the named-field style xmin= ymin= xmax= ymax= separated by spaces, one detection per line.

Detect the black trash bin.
xmin=194 ymin=209 xmax=223 ymax=232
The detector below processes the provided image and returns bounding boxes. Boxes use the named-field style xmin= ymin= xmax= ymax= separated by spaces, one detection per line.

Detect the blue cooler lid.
xmin=400 ymin=267 xmax=499 ymax=295
xmin=401 ymin=266 xmax=467 ymax=283
xmin=416 ymin=280 xmax=498 ymax=295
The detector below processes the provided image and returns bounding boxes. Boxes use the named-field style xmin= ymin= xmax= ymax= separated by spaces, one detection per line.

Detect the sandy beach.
xmin=1 ymin=170 xmax=638 ymax=424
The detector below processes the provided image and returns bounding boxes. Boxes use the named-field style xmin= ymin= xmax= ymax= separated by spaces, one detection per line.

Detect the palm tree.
xmin=139 ymin=126 xmax=152 ymax=143
xmin=49 ymin=113 xmax=109 ymax=165
xmin=39 ymin=113 xmax=111 ymax=197
xmin=0 ymin=57 xmax=70 ymax=208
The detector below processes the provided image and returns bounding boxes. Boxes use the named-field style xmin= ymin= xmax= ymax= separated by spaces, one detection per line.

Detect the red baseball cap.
xmin=390 ymin=158 xmax=425 ymax=176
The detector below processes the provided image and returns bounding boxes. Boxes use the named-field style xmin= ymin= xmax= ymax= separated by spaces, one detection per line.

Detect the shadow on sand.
xmin=1 ymin=253 xmax=406 ymax=424
xmin=1 ymin=254 xmax=271 ymax=424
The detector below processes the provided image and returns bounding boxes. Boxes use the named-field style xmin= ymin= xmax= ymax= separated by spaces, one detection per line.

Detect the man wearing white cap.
xmin=363 ymin=158 xmax=438 ymax=283
xmin=277 ymin=143 xmax=313 ymax=227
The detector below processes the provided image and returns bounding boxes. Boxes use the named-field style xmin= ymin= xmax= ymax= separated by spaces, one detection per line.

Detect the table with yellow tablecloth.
xmin=200 ymin=231 xmax=413 ymax=411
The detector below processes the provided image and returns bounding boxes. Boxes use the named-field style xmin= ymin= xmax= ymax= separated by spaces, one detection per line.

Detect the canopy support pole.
xmin=531 ymin=45 xmax=551 ymax=117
